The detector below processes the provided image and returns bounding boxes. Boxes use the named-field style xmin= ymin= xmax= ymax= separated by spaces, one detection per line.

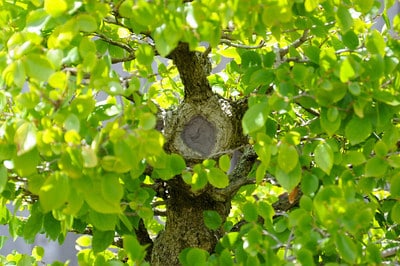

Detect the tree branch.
xmin=96 ymin=33 xmax=135 ymax=53
xmin=169 ymin=43 xmax=214 ymax=102
xmin=279 ymin=29 xmax=310 ymax=58
xmin=220 ymin=39 xmax=265 ymax=49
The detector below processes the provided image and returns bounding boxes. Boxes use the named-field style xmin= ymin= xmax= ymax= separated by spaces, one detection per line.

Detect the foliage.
xmin=0 ymin=0 xmax=400 ymax=265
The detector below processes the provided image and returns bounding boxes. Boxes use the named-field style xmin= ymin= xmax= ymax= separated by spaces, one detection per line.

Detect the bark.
xmin=151 ymin=179 xmax=230 ymax=265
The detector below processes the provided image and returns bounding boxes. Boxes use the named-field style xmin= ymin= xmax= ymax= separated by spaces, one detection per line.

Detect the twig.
xmin=96 ymin=32 xmax=134 ymax=53
xmin=284 ymin=228 xmax=295 ymax=260
xmin=111 ymin=53 xmax=136 ymax=64
xmin=283 ymin=57 xmax=310 ymax=63
xmin=381 ymin=245 xmax=400 ymax=258
xmin=279 ymin=29 xmax=310 ymax=58
xmin=220 ymin=39 xmax=265 ymax=49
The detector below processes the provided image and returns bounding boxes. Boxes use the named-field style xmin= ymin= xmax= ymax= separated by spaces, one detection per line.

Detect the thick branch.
xmin=169 ymin=43 xmax=213 ymax=102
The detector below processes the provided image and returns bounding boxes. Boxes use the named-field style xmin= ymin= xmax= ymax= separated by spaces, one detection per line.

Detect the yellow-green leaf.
xmin=14 ymin=122 xmax=37 ymax=156
xmin=207 ymin=167 xmax=229 ymax=188
xmin=278 ymin=143 xmax=298 ymax=173
xmin=44 ymin=0 xmax=67 ymax=17
xmin=39 ymin=172 xmax=69 ymax=213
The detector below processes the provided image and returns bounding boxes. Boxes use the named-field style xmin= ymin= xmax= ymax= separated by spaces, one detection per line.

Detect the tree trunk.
xmin=151 ymin=179 xmax=230 ymax=265
xmin=150 ymin=43 xmax=250 ymax=265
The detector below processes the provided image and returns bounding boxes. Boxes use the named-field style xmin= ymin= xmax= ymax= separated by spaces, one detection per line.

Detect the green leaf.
xmin=170 ymin=153 xmax=186 ymax=174
xmin=304 ymin=46 xmax=320 ymax=64
xmin=24 ymin=54 xmax=54 ymax=82
xmin=297 ymin=249 xmax=315 ymax=266
xmin=32 ymin=246 xmax=45 ymax=261
xmin=43 ymin=212 xmax=61 ymax=240
xmin=203 ymin=210 xmax=222 ymax=230
xmin=138 ymin=112 xmax=156 ymax=130
xmin=76 ymin=14 xmax=98 ymax=33
xmin=390 ymin=174 xmax=400 ymax=197
xmin=207 ymin=167 xmax=229 ymax=188
xmin=64 ymin=113 xmax=80 ymax=132
xmin=23 ymin=204 xmax=43 ymax=241
xmin=366 ymin=30 xmax=385 ymax=56
xmin=374 ymin=141 xmax=388 ymax=158
xmin=320 ymin=108 xmax=341 ymax=136
xmin=180 ymin=248 xmax=208 ymax=266
xmin=342 ymin=30 xmax=359 ymax=49
xmin=44 ymin=0 xmax=67 ymax=17
xmin=89 ymin=211 xmax=117 ymax=231
xmin=348 ymin=82 xmax=361 ymax=96
xmin=92 ymin=230 xmax=114 ymax=253
xmin=249 ymin=69 xmax=274 ymax=87
xmin=14 ymin=122 xmax=37 ymax=156
xmin=101 ymin=174 xmax=123 ymax=206
xmin=14 ymin=148 xmax=40 ymax=176
xmin=278 ymin=143 xmax=299 ymax=173
xmin=39 ymin=172 xmax=69 ymax=213
xmin=83 ymin=179 xmax=121 ymax=214
xmin=101 ymin=156 xmax=132 ymax=173
xmin=391 ymin=202 xmax=400 ymax=223
xmin=124 ymin=235 xmax=146 ymax=263
xmin=243 ymin=202 xmax=258 ymax=222
xmin=304 ymin=0 xmax=319 ymax=12
xmin=276 ymin=163 xmax=302 ymax=192
xmin=301 ymin=173 xmax=319 ymax=195
xmin=76 ymin=235 xmax=92 ymax=247
xmin=365 ymin=157 xmax=387 ymax=177
xmin=136 ymin=44 xmax=155 ymax=66
xmin=81 ymin=147 xmax=98 ymax=168
xmin=153 ymin=23 xmax=181 ymax=57
xmin=345 ymin=116 xmax=372 ymax=145
xmin=219 ymin=154 xmax=231 ymax=173
xmin=314 ymin=142 xmax=334 ymax=175
xmin=0 ymin=164 xmax=7 ymax=194
xmin=49 ymin=71 xmax=67 ymax=89
xmin=340 ymin=58 xmax=355 ymax=82
xmin=118 ymin=0 xmax=134 ymax=18
xmin=242 ymin=102 xmax=269 ymax=135
xmin=335 ymin=233 xmax=357 ymax=264
xmin=336 ymin=6 xmax=353 ymax=32
xmin=354 ymin=0 xmax=374 ymax=14
xmin=343 ymin=151 xmax=366 ymax=166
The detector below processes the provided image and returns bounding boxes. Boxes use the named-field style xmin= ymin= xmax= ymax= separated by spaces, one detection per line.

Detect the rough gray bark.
xmin=150 ymin=43 xmax=252 ymax=265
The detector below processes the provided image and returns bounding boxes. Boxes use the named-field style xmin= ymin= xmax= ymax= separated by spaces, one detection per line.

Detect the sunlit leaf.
xmin=314 ymin=142 xmax=334 ymax=175
xmin=207 ymin=167 xmax=229 ymax=188
xmin=39 ymin=172 xmax=69 ymax=213
xmin=14 ymin=122 xmax=37 ymax=156
xmin=44 ymin=0 xmax=67 ymax=17
xmin=278 ymin=143 xmax=298 ymax=173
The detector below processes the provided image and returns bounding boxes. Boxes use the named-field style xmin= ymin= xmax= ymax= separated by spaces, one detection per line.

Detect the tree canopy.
xmin=0 ymin=0 xmax=400 ymax=265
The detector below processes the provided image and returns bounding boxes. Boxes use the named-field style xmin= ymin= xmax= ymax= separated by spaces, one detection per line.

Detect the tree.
xmin=0 ymin=0 xmax=400 ymax=265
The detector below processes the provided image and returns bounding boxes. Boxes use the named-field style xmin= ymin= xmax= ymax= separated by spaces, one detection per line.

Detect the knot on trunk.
xmin=181 ymin=115 xmax=216 ymax=156
xmin=164 ymin=96 xmax=241 ymax=160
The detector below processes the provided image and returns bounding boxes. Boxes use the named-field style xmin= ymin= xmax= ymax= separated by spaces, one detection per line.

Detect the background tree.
xmin=0 ymin=0 xmax=400 ymax=265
